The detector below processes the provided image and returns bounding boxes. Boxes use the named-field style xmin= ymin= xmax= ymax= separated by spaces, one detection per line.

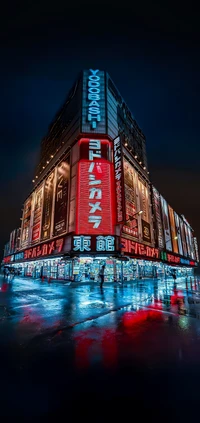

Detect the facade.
xmin=2 ymin=69 xmax=199 ymax=282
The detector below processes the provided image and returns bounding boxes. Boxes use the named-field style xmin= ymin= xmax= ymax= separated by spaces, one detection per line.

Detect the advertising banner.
xmin=53 ymin=158 xmax=70 ymax=237
xmin=141 ymin=220 xmax=151 ymax=243
xmin=21 ymin=196 xmax=32 ymax=247
xmin=184 ymin=223 xmax=194 ymax=258
xmin=168 ymin=205 xmax=179 ymax=254
xmin=174 ymin=212 xmax=183 ymax=256
xmin=32 ymin=185 xmax=43 ymax=243
xmin=160 ymin=196 xmax=172 ymax=251
xmin=152 ymin=187 xmax=164 ymax=249
xmin=4 ymin=242 xmax=10 ymax=257
xmin=41 ymin=171 xmax=55 ymax=240
xmin=194 ymin=237 xmax=199 ymax=262
xmin=9 ymin=230 xmax=16 ymax=254
xmin=187 ymin=226 xmax=195 ymax=259
xmin=180 ymin=219 xmax=188 ymax=257
xmin=138 ymin=178 xmax=151 ymax=243
xmin=123 ymin=158 xmax=139 ymax=237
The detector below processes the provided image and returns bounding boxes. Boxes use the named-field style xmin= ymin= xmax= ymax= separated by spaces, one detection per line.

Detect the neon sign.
xmin=87 ymin=69 xmax=101 ymax=129
xmin=15 ymin=252 xmax=24 ymax=261
xmin=73 ymin=235 xmax=116 ymax=252
xmin=3 ymin=255 xmax=14 ymax=264
xmin=24 ymin=238 xmax=64 ymax=260
xmin=76 ymin=139 xmax=114 ymax=235
xmin=121 ymin=238 xmax=159 ymax=259
xmin=114 ymin=136 xmax=124 ymax=223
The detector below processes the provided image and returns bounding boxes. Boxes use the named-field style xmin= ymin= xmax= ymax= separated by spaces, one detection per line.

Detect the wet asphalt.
xmin=1 ymin=274 xmax=200 ymax=420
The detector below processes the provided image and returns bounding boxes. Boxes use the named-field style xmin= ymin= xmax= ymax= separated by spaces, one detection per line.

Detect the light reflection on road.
xmin=0 ymin=275 xmax=200 ymax=345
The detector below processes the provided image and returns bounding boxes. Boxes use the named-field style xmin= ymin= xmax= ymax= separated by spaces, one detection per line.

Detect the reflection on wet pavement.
xmin=1 ymin=275 xmax=200 ymax=345
xmin=1 ymin=275 xmax=200 ymax=417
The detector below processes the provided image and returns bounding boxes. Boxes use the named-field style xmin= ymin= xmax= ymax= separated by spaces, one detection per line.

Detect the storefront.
xmin=2 ymin=234 xmax=197 ymax=283
xmin=12 ymin=257 xmax=72 ymax=281
xmin=9 ymin=255 xmax=195 ymax=283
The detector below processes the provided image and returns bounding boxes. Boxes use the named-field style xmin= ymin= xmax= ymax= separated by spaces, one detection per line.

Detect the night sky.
xmin=0 ymin=1 xmax=199 ymax=258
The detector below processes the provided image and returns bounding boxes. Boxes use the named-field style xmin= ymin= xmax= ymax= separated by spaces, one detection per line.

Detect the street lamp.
xmin=126 ymin=210 xmax=143 ymax=222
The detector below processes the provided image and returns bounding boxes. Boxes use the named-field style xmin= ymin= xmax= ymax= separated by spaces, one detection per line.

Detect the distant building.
xmin=2 ymin=69 xmax=199 ymax=281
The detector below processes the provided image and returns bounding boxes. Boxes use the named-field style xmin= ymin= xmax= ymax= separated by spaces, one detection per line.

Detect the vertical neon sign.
xmin=76 ymin=139 xmax=115 ymax=235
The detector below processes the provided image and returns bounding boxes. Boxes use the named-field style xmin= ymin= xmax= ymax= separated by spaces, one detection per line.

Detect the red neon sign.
xmin=167 ymin=254 xmax=180 ymax=264
xmin=121 ymin=238 xmax=159 ymax=259
xmin=76 ymin=159 xmax=115 ymax=235
xmin=3 ymin=256 xmax=13 ymax=264
xmin=24 ymin=238 xmax=64 ymax=260
xmin=79 ymin=138 xmax=111 ymax=160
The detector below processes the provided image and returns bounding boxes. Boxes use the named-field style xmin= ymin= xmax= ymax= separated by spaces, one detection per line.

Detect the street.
xmin=1 ymin=275 xmax=200 ymax=419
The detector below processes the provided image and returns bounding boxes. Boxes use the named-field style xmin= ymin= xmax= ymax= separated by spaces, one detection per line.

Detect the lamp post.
xmin=119 ymin=210 xmax=143 ymax=285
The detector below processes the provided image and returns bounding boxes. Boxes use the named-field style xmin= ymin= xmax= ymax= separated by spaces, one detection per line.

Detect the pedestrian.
xmin=99 ymin=264 xmax=105 ymax=288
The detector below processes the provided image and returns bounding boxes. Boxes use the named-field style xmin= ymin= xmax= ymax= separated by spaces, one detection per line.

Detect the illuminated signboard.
xmin=32 ymin=184 xmax=44 ymax=243
xmin=53 ymin=158 xmax=70 ymax=237
xmin=174 ymin=212 xmax=183 ymax=256
xmin=152 ymin=187 xmax=164 ymax=249
xmin=41 ymin=170 xmax=55 ymax=240
xmin=160 ymin=251 xmax=180 ymax=264
xmin=73 ymin=235 xmax=116 ymax=252
xmin=180 ymin=219 xmax=188 ymax=257
xmin=24 ymin=238 xmax=64 ymax=260
xmin=76 ymin=139 xmax=115 ymax=235
xmin=121 ymin=238 xmax=159 ymax=259
xmin=141 ymin=220 xmax=151 ymax=243
xmin=168 ymin=205 xmax=179 ymax=254
xmin=160 ymin=195 xmax=172 ymax=252
xmin=9 ymin=229 xmax=16 ymax=254
xmin=79 ymin=138 xmax=110 ymax=161
xmin=123 ymin=158 xmax=139 ymax=237
xmin=14 ymin=252 xmax=24 ymax=261
xmin=187 ymin=226 xmax=195 ymax=260
xmin=4 ymin=242 xmax=10 ymax=257
xmin=21 ymin=196 xmax=32 ymax=248
xmin=87 ymin=69 xmax=101 ymax=129
xmin=3 ymin=255 xmax=14 ymax=264
xmin=113 ymin=136 xmax=125 ymax=224
xmin=194 ymin=237 xmax=199 ymax=262
xmin=180 ymin=258 xmax=191 ymax=265
xmin=82 ymin=69 xmax=106 ymax=133
xmin=138 ymin=177 xmax=151 ymax=243
xmin=183 ymin=222 xmax=195 ymax=259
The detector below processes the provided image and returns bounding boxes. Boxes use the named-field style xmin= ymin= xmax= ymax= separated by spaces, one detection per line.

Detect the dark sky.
xmin=0 ymin=1 xmax=200 ymax=257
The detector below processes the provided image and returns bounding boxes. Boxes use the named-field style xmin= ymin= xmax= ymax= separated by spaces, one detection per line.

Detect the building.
xmin=2 ymin=69 xmax=199 ymax=281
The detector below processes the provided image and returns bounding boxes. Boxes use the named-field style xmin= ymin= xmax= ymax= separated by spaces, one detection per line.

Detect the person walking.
xmin=99 ymin=264 xmax=105 ymax=289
